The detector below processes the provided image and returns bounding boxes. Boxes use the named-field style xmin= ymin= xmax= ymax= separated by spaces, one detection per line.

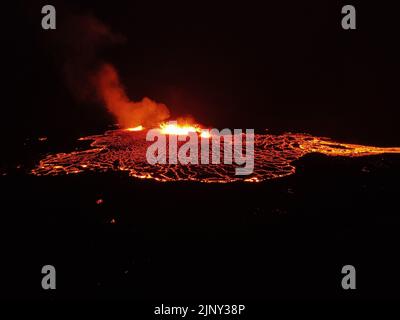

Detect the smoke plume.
xmin=93 ymin=64 xmax=169 ymax=127
xmin=58 ymin=13 xmax=170 ymax=127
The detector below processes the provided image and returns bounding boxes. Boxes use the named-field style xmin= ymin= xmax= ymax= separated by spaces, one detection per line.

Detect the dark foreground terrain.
xmin=1 ymin=152 xmax=399 ymax=302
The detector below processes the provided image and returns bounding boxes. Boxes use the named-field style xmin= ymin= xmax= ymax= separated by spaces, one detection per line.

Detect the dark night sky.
xmin=7 ymin=1 xmax=400 ymax=146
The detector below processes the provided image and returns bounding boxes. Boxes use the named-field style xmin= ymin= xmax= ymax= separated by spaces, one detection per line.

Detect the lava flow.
xmin=31 ymin=122 xmax=400 ymax=183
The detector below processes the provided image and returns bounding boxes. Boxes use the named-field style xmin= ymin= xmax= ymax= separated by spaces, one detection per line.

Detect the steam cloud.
xmin=58 ymin=13 xmax=170 ymax=127
xmin=93 ymin=64 xmax=169 ymax=127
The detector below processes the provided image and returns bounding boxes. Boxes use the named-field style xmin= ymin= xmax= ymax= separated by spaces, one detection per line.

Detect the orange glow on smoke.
xmin=93 ymin=64 xmax=170 ymax=128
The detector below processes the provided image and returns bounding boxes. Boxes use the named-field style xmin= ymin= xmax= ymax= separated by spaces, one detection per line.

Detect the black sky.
xmin=7 ymin=0 xmax=400 ymax=145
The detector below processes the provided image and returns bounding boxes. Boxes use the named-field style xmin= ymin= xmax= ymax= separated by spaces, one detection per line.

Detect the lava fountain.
xmin=31 ymin=122 xmax=400 ymax=183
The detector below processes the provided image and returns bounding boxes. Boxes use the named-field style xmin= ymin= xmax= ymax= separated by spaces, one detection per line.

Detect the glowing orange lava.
xmin=126 ymin=121 xmax=211 ymax=138
xmin=126 ymin=125 xmax=144 ymax=132
xmin=31 ymin=129 xmax=400 ymax=183
xmin=159 ymin=121 xmax=211 ymax=138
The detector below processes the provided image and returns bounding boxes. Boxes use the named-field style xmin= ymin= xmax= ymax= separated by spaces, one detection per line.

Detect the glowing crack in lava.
xmin=31 ymin=122 xmax=400 ymax=183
